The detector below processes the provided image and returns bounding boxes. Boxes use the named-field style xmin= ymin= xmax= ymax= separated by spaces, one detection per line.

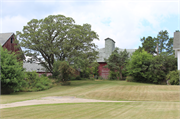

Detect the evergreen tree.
xmin=104 ymin=48 xmax=129 ymax=80
xmin=1 ymin=46 xmax=25 ymax=94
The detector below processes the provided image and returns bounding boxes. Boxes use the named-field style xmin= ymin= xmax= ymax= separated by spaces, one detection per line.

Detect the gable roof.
xmin=0 ymin=33 xmax=14 ymax=46
xmin=23 ymin=63 xmax=48 ymax=72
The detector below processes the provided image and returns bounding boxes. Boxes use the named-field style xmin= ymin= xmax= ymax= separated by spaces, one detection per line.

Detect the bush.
xmin=166 ymin=70 xmax=179 ymax=85
xmin=48 ymin=75 xmax=53 ymax=79
xmin=70 ymin=76 xmax=81 ymax=80
xmin=58 ymin=61 xmax=75 ymax=83
xmin=126 ymin=76 xmax=134 ymax=82
xmin=75 ymin=76 xmax=81 ymax=80
xmin=1 ymin=46 xmax=25 ymax=94
xmin=108 ymin=71 xmax=118 ymax=80
xmin=41 ymin=73 xmax=47 ymax=77
xmin=52 ymin=60 xmax=61 ymax=79
xmin=126 ymin=49 xmax=153 ymax=83
xmin=127 ymin=50 xmax=177 ymax=84
xmin=61 ymin=81 xmax=71 ymax=86
xmin=98 ymin=76 xmax=104 ymax=80
xmin=21 ymin=71 xmax=53 ymax=92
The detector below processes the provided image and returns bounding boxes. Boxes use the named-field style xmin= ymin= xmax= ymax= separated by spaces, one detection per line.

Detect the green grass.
xmin=1 ymin=80 xmax=180 ymax=119
xmin=1 ymin=102 xmax=180 ymax=119
xmin=1 ymin=81 xmax=180 ymax=104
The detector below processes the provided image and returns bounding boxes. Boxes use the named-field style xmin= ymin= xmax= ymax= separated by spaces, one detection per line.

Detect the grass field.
xmin=1 ymin=102 xmax=180 ymax=119
xmin=1 ymin=80 xmax=180 ymax=119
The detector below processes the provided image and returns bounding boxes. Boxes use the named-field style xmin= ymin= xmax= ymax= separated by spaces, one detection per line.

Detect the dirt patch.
xmin=0 ymin=96 xmax=137 ymax=109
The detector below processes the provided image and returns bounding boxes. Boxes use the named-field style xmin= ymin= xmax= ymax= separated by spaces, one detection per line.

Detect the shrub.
xmin=61 ymin=81 xmax=71 ymax=86
xmin=58 ymin=61 xmax=75 ymax=83
xmin=127 ymin=50 xmax=177 ymax=84
xmin=70 ymin=76 xmax=81 ymax=80
xmin=126 ymin=49 xmax=153 ymax=83
xmin=126 ymin=76 xmax=134 ymax=82
xmin=52 ymin=60 xmax=61 ymax=79
xmin=41 ymin=73 xmax=47 ymax=77
xmin=166 ymin=70 xmax=179 ymax=85
xmin=1 ymin=46 xmax=25 ymax=94
xmin=48 ymin=75 xmax=53 ymax=79
xmin=21 ymin=71 xmax=53 ymax=92
xmin=108 ymin=71 xmax=118 ymax=80
xmin=75 ymin=76 xmax=81 ymax=80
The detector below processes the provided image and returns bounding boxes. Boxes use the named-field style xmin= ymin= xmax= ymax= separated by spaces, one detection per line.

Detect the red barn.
xmin=97 ymin=38 xmax=136 ymax=79
xmin=0 ymin=32 xmax=22 ymax=53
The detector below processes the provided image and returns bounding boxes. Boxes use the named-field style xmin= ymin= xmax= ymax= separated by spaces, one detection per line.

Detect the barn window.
xmin=11 ymin=38 xmax=13 ymax=43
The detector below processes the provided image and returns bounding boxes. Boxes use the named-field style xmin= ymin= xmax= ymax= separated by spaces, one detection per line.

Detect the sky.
xmin=0 ymin=0 xmax=180 ymax=50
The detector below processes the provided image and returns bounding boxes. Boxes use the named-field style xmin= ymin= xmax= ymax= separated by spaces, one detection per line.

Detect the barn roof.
xmin=0 ymin=33 xmax=14 ymax=46
xmin=23 ymin=63 xmax=48 ymax=72
xmin=97 ymin=48 xmax=136 ymax=62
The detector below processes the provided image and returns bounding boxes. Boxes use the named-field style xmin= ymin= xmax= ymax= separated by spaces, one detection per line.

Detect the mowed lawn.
xmin=1 ymin=81 xmax=180 ymax=119
xmin=1 ymin=81 xmax=179 ymax=103
xmin=1 ymin=102 xmax=180 ymax=119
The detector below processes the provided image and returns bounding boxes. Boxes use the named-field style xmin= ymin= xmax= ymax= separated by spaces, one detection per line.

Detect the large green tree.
xmin=1 ymin=46 xmax=25 ymax=94
xmin=138 ymin=30 xmax=174 ymax=55
xmin=104 ymin=48 xmax=129 ymax=80
xmin=138 ymin=36 xmax=156 ymax=55
xmin=16 ymin=14 xmax=99 ymax=73
xmin=127 ymin=49 xmax=153 ymax=83
xmin=127 ymin=50 xmax=177 ymax=84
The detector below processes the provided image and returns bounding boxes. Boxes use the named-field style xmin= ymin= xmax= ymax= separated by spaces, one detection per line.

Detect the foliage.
xmin=58 ymin=61 xmax=75 ymax=83
xmin=127 ymin=49 xmax=153 ymax=83
xmin=166 ymin=70 xmax=179 ymax=85
xmin=108 ymin=71 xmax=118 ymax=80
xmin=91 ymin=62 xmax=99 ymax=76
xmin=138 ymin=36 xmax=157 ymax=55
xmin=138 ymin=30 xmax=174 ymax=55
xmin=16 ymin=14 xmax=99 ymax=73
xmin=52 ymin=60 xmax=62 ymax=78
xmin=104 ymin=48 xmax=129 ymax=80
xmin=126 ymin=76 xmax=134 ymax=82
xmin=41 ymin=73 xmax=47 ymax=77
xmin=155 ymin=30 xmax=169 ymax=54
xmin=70 ymin=76 xmax=81 ymax=80
xmin=127 ymin=50 xmax=177 ymax=84
xmin=74 ymin=58 xmax=99 ymax=78
xmin=1 ymin=46 xmax=25 ymax=94
xmin=21 ymin=71 xmax=53 ymax=92
xmin=122 ymin=69 xmax=128 ymax=78
xmin=75 ymin=76 xmax=81 ymax=80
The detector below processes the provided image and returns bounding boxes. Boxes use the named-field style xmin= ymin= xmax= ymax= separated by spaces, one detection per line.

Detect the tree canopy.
xmin=16 ymin=14 xmax=99 ymax=73
xmin=104 ymin=48 xmax=129 ymax=80
xmin=127 ymin=49 xmax=177 ymax=84
xmin=138 ymin=30 xmax=174 ymax=55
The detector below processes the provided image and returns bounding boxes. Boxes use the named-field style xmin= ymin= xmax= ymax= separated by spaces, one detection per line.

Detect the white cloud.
xmin=1 ymin=0 xmax=179 ymax=49
xmin=2 ymin=15 xmax=29 ymax=33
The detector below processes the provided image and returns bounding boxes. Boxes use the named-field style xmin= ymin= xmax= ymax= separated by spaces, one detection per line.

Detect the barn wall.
xmin=2 ymin=34 xmax=20 ymax=53
xmin=98 ymin=62 xmax=110 ymax=79
xmin=37 ymin=72 xmax=52 ymax=76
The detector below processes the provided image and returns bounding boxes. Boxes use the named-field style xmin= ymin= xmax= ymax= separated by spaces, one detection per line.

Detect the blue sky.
xmin=1 ymin=0 xmax=180 ymax=49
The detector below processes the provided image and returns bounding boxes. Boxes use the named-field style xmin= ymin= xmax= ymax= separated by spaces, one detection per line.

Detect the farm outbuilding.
xmin=96 ymin=38 xmax=136 ymax=79
xmin=23 ymin=62 xmax=52 ymax=76
xmin=173 ymin=31 xmax=180 ymax=70
xmin=0 ymin=33 xmax=20 ymax=52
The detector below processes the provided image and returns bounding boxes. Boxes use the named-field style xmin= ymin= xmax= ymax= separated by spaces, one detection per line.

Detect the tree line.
xmin=105 ymin=30 xmax=179 ymax=84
